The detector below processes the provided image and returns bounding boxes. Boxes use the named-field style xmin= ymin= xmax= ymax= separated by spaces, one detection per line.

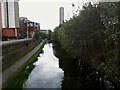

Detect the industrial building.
xmin=0 ymin=0 xmax=40 ymax=40
xmin=1 ymin=0 xmax=19 ymax=40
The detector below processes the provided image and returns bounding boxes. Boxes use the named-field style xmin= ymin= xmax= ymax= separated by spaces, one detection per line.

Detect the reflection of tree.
xmin=52 ymin=42 xmax=115 ymax=89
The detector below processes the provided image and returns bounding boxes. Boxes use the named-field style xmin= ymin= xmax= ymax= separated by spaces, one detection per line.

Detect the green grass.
xmin=2 ymin=41 xmax=46 ymax=89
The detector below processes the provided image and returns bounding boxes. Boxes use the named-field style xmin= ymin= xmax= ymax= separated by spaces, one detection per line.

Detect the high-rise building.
xmin=59 ymin=7 xmax=64 ymax=24
xmin=1 ymin=0 xmax=19 ymax=38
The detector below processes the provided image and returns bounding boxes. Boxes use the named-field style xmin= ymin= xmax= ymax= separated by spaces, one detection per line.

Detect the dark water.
xmin=4 ymin=42 xmax=120 ymax=89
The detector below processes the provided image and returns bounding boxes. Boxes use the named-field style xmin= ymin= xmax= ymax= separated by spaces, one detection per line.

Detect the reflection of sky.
xmin=23 ymin=44 xmax=64 ymax=88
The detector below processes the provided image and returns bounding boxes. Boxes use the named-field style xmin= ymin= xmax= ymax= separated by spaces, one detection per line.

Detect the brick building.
xmin=19 ymin=17 xmax=40 ymax=38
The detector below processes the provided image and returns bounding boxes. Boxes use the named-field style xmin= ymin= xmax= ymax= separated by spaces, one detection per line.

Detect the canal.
xmin=4 ymin=42 xmax=120 ymax=89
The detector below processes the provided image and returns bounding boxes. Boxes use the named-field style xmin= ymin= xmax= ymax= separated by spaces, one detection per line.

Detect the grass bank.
xmin=2 ymin=40 xmax=46 ymax=88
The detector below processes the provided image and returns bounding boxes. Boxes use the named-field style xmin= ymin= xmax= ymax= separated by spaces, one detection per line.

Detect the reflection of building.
xmin=1 ymin=0 xmax=19 ymax=39
xmin=59 ymin=7 xmax=64 ymax=24
xmin=19 ymin=17 xmax=40 ymax=38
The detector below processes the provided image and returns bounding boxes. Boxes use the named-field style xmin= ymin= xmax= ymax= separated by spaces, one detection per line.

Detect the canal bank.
xmin=2 ymin=40 xmax=46 ymax=88
xmin=2 ymin=39 xmax=41 ymax=70
xmin=2 ymin=42 xmax=120 ymax=89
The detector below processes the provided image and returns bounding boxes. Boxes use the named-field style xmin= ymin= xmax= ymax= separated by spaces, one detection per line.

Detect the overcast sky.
xmin=20 ymin=0 xmax=118 ymax=30
xmin=19 ymin=0 xmax=85 ymax=31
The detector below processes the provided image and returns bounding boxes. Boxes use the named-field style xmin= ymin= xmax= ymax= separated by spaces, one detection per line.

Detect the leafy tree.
xmin=47 ymin=29 xmax=52 ymax=39
xmin=34 ymin=31 xmax=47 ymax=40
xmin=53 ymin=2 xmax=120 ymax=76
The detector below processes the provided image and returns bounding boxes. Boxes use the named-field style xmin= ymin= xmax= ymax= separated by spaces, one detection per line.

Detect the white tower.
xmin=59 ymin=7 xmax=64 ymax=24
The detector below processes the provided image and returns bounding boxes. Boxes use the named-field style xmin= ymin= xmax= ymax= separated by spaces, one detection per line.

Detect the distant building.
xmin=59 ymin=7 xmax=64 ymax=24
xmin=19 ymin=17 xmax=40 ymax=38
xmin=1 ymin=0 xmax=19 ymax=39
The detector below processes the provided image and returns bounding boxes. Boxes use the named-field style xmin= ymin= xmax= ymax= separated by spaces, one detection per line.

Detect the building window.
xmin=6 ymin=1 xmax=9 ymax=27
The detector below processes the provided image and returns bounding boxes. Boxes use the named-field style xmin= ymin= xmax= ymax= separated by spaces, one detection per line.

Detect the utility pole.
xmin=27 ymin=20 xmax=29 ymax=39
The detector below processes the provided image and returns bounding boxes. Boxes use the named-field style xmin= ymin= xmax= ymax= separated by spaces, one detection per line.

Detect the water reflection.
xmin=52 ymin=42 xmax=119 ymax=89
xmin=4 ymin=42 xmax=120 ymax=89
xmin=23 ymin=43 xmax=64 ymax=88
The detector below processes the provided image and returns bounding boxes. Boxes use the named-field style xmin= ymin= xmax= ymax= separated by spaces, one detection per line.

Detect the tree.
xmin=34 ymin=31 xmax=47 ymax=40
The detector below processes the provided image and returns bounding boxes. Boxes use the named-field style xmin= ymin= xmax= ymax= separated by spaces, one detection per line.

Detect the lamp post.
xmin=27 ymin=20 xmax=29 ymax=39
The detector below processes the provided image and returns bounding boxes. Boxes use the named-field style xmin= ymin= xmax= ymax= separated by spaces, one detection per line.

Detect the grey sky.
xmin=20 ymin=0 xmax=118 ymax=30
xmin=19 ymin=0 xmax=84 ymax=30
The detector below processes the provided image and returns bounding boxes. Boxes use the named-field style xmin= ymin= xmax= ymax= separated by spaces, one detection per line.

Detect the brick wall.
xmin=2 ymin=28 xmax=16 ymax=37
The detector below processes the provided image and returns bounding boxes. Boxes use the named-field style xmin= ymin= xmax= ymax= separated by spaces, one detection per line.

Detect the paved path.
xmin=0 ymin=40 xmax=44 ymax=86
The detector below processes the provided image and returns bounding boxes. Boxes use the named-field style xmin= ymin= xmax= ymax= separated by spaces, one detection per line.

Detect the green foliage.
xmin=54 ymin=2 xmax=104 ymax=58
xmin=97 ymin=2 xmax=119 ymax=61
xmin=34 ymin=31 xmax=47 ymax=39
xmin=47 ymin=29 xmax=52 ymax=39
xmin=53 ymin=2 xmax=120 ymax=84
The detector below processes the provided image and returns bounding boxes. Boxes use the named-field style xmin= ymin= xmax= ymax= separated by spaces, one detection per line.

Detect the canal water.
xmin=23 ymin=43 xmax=64 ymax=88
xmin=4 ymin=42 xmax=120 ymax=89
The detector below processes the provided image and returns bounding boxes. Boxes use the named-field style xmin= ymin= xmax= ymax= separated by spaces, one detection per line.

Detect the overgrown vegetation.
xmin=34 ymin=31 xmax=47 ymax=39
xmin=34 ymin=30 xmax=52 ymax=40
xmin=47 ymin=30 xmax=52 ymax=40
xmin=53 ymin=2 xmax=120 ymax=86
